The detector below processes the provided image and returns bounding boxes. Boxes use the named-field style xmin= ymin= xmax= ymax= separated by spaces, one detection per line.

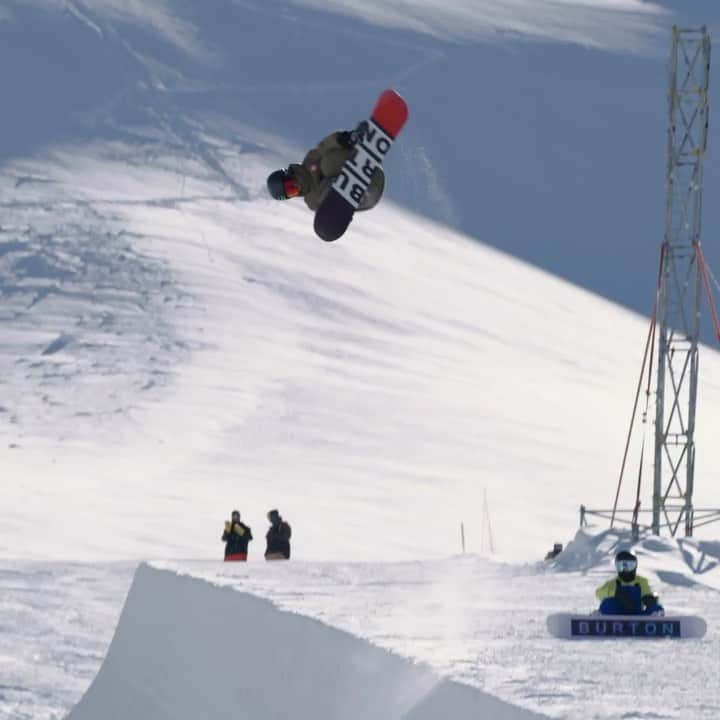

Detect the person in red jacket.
xmin=222 ymin=510 xmax=252 ymax=561
xmin=265 ymin=509 xmax=291 ymax=560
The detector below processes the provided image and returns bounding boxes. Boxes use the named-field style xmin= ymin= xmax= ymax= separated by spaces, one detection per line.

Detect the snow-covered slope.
xmin=6 ymin=138 xmax=720 ymax=563
xmin=292 ymin=0 xmax=667 ymax=51
xmin=1 ymin=0 xmax=719 ymax=595
xmin=1 ymin=2 xmax=720 ymax=719
xmin=3 ymin=2 xmax=720 ymax=564
xmin=556 ymin=526 xmax=720 ymax=587
xmin=4 ymin=0 xmax=720 ymax=330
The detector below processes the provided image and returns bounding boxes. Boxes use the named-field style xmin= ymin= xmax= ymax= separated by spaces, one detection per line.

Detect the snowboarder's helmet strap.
xmin=267 ymin=170 xmax=301 ymax=200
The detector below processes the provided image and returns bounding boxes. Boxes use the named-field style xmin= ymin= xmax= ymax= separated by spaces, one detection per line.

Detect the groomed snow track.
xmin=66 ymin=563 xmax=547 ymax=720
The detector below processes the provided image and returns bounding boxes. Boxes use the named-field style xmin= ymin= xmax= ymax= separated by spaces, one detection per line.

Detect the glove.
xmin=233 ymin=523 xmax=245 ymax=537
xmin=337 ymin=121 xmax=369 ymax=149
xmin=352 ymin=120 xmax=369 ymax=144
xmin=642 ymin=593 xmax=660 ymax=610
xmin=224 ymin=521 xmax=231 ymax=532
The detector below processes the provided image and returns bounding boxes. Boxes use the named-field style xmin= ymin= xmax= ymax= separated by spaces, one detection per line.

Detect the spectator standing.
xmin=222 ymin=510 xmax=252 ymax=561
xmin=265 ymin=509 xmax=291 ymax=560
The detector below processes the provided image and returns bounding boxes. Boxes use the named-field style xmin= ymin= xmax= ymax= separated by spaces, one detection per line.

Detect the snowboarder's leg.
xmin=224 ymin=552 xmax=248 ymax=562
xmin=314 ymin=89 xmax=408 ymax=240
xmin=356 ymin=169 xmax=385 ymax=211
xmin=598 ymin=597 xmax=626 ymax=615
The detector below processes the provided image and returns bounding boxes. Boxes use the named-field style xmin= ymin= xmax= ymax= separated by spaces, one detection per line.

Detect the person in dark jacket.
xmin=266 ymin=126 xmax=385 ymax=212
xmin=544 ymin=543 xmax=563 ymax=561
xmin=265 ymin=509 xmax=291 ymax=560
xmin=222 ymin=509 xmax=252 ymax=562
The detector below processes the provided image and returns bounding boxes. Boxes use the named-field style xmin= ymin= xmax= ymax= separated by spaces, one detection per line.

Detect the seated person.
xmin=595 ymin=550 xmax=663 ymax=615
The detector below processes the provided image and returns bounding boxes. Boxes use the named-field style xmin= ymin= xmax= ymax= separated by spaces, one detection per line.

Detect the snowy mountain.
xmin=1 ymin=2 xmax=719 ymax=719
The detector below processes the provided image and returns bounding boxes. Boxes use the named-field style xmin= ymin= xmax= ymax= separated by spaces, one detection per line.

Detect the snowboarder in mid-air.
xmin=266 ymin=124 xmax=385 ymax=211
xmin=267 ymin=89 xmax=407 ymax=241
xmin=595 ymin=550 xmax=663 ymax=615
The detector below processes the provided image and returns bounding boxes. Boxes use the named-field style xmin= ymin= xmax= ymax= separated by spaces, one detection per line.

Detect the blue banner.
xmin=571 ymin=619 xmax=681 ymax=638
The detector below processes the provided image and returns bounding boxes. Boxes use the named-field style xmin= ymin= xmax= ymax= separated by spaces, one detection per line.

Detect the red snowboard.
xmin=313 ymin=89 xmax=409 ymax=242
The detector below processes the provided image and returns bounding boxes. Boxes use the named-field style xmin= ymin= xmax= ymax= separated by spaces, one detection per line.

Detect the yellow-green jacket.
xmin=595 ymin=574 xmax=653 ymax=600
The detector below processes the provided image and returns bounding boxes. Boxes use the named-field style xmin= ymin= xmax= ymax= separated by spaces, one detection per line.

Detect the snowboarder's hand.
xmin=337 ymin=121 xmax=369 ymax=149
xmin=642 ymin=593 xmax=660 ymax=609
xmin=233 ymin=523 xmax=245 ymax=536
xmin=349 ymin=120 xmax=369 ymax=145
xmin=224 ymin=521 xmax=231 ymax=532
xmin=337 ymin=131 xmax=355 ymax=149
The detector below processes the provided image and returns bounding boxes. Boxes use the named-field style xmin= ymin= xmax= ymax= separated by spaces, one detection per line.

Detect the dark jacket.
xmin=265 ymin=520 xmax=292 ymax=559
xmin=222 ymin=521 xmax=252 ymax=557
xmin=289 ymin=132 xmax=385 ymax=212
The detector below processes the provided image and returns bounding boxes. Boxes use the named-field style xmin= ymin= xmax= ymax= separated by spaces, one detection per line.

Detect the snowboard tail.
xmin=547 ymin=613 xmax=707 ymax=639
xmin=314 ymin=89 xmax=408 ymax=242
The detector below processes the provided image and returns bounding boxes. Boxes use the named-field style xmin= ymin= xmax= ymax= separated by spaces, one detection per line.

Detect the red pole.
xmin=697 ymin=244 xmax=720 ymax=344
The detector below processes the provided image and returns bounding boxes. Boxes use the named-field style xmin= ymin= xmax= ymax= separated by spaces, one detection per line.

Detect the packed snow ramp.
xmin=66 ymin=563 xmax=548 ymax=719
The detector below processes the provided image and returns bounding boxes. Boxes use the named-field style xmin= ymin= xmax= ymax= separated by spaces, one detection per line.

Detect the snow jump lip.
xmin=66 ymin=563 xmax=549 ymax=720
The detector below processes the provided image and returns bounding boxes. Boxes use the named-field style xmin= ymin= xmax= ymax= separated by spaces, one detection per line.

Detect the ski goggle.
xmin=283 ymin=176 xmax=301 ymax=199
xmin=615 ymin=558 xmax=637 ymax=573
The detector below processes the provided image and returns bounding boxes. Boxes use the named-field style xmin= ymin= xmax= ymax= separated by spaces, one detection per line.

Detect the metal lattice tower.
xmin=653 ymin=26 xmax=711 ymax=537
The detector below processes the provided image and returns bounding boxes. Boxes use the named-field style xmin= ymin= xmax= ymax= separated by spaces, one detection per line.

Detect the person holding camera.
xmin=222 ymin=509 xmax=253 ymax=562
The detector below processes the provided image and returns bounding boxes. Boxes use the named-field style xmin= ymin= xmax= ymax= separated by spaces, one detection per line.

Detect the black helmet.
xmin=267 ymin=508 xmax=280 ymax=524
xmin=615 ymin=549 xmax=638 ymax=582
xmin=267 ymin=169 xmax=301 ymax=200
xmin=231 ymin=509 xmax=241 ymax=521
